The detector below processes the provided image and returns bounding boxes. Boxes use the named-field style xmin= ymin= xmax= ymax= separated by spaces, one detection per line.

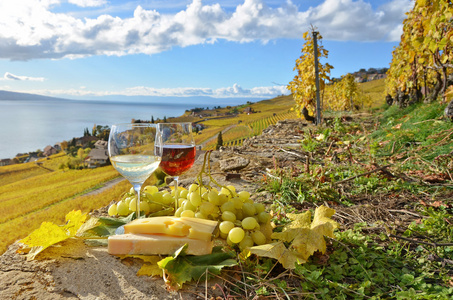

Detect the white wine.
xmin=111 ymin=154 xmax=161 ymax=185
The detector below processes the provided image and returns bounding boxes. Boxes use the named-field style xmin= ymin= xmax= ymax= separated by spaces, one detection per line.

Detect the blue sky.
xmin=0 ymin=0 xmax=413 ymax=100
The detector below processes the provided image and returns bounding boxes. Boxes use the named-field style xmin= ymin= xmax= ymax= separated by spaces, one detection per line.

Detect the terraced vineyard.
xmin=0 ymin=154 xmax=130 ymax=254
xmin=203 ymin=111 xmax=297 ymax=150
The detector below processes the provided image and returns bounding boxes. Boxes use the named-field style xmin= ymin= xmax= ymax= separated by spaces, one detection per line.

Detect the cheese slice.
xmin=108 ymin=233 xmax=213 ymax=256
xmin=123 ymin=217 xmax=218 ymax=241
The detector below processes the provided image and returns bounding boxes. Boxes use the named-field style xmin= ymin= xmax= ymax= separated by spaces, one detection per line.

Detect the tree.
xmin=83 ymin=127 xmax=90 ymax=137
xmin=77 ymin=148 xmax=85 ymax=160
xmin=151 ymin=116 xmax=154 ymax=123
xmin=287 ymin=28 xmax=333 ymax=122
xmin=386 ymin=0 xmax=452 ymax=105
xmin=216 ymin=131 xmax=223 ymax=150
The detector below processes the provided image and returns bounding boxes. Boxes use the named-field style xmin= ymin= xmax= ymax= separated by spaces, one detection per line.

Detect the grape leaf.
xmin=247 ymin=205 xmax=339 ymax=269
xmin=19 ymin=210 xmax=92 ymax=260
xmin=89 ymin=213 xmax=135 ymax=237
xmin=244 ymin=241 xmax=307 ymax=269
xmin=129 ymin=255 xmax=163 ymax=277
xmin=156 ymin=245 xmax=237 ymax=289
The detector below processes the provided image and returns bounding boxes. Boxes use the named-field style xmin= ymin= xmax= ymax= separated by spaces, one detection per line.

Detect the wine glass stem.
xmin=133 ymin=183 xmax=142 ymax=219
xmin=174 ymin=176 xmax=179 ymax=212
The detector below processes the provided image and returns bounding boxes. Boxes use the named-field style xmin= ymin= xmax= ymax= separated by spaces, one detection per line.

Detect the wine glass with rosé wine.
xmin=157 ymin=122 xmax=196 ymax=212
xmin=108 ymin=123 xmax=162 ymax=219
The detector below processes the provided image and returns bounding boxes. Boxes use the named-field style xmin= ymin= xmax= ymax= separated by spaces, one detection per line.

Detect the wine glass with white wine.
xmin=108 ymin=123 xmax=162 ymax=219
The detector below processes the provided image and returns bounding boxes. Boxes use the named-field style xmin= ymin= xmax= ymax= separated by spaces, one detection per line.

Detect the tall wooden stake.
xmin=312 ymin=31 xmax=321 ymax=125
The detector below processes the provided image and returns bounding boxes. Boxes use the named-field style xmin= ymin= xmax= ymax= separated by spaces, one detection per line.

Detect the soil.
xmin=1 ymin=117 xmax=449 ymax=299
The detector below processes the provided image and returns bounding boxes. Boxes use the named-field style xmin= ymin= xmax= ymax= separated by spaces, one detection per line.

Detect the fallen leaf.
xmin=249 ymin=205 xmax=339 ymax=269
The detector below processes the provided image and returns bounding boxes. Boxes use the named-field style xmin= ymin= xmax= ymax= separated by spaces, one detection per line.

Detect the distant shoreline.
xmin=0 ymin=96 xmax=268 ymax=161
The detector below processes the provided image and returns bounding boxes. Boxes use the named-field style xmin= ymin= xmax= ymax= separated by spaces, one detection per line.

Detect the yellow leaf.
xmin=64 ymin=210 xmax=88 ymax=236
xmin=133 ymin=256 xmax=164 ymax=277
xmin=19 ymin=222 xmax=69 ymax=260
xmin=19 ymin=210 xmax=90 ymax=260
xmin=258 ymin=206 xmax=339 ymax=269
xmin=247 ymin=241 xmax=306 ymax=269
xmin=311 ymin=205 xmax=339 ymax=231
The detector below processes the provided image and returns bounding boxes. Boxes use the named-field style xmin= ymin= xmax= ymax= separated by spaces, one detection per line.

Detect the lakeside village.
xmin=0 ymin=104 xmax=250 ymax=169
xmin=0 ymin=120 xmax=200 ymax=169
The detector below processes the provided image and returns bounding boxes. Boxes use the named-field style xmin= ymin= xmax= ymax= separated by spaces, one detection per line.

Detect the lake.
xmin=0 ymin=97 xmax=251 ymax=159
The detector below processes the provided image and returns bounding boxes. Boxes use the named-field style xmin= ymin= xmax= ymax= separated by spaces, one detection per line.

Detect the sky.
xmin=0 ymin=0 xmax=414 ymax=101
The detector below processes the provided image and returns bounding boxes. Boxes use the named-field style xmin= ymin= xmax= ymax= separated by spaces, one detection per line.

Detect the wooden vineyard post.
xmin=313 ymin=30 xmax=322 ymax=125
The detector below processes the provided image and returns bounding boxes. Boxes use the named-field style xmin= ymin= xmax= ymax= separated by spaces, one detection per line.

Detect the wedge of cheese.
xmin=123 ymin=216 xmax=218 ymax=241
xmin=107 ymin=233 xmax=213 ymax=256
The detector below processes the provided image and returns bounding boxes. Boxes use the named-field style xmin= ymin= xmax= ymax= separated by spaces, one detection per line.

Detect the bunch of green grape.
xmin=175 ymin=183 xmax=271 ymax=249
xmin=108 ymin=183 xmax=271 ymax=249
xmin=107 ymin=186 xmax=175 ymax=217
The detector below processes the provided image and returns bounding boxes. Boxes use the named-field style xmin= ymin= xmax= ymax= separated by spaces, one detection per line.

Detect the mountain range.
xmin=0 ymin=90 xmax=68 ymax=101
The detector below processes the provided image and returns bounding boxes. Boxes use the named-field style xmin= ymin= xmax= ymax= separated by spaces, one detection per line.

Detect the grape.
xmin=221 ymin=211 xmax=236 ymax=222
xmin=190 ymin=192 xmax=202 ymax=207
xmin=220 ymin=201 xmax=235 ymax=213
xmin=251 ymin=231 xmax=266 ymax=245
xmin=239 ymin=234 xmax=254 ymax=250
xmin=179 ymin=189 xmax=189 ymax=199
xmin=254 ymin=203 xmax=265 ymax=214
xmin=242 ymin=217 xmax=258 ymax=230
xmin=195 ymin=212 xmax=207 ymax=219
xmin=182 ymin=200 xmax=196 ymax=212
xmin=258 ymin=211 xmax=271 ymax=224
xmin=181 ymin=210 xmax=195 ymax=218
xmin=226 ymin=185 xmax=236 ymax=193
xmin=144 ymin=185 xmax=158 ymax=195
xmin=199 ymin=202 xmax=215 ymax=215
xmin=162 ymin=192 xmax=174 ymax=205
xmin=220 ymin=187 xmax=233 ymax=197
xmin=151 ymin=192 xmax=163 ymax=204
xmin=140 ymin=201 xmax=150 ymax=214
xmin=175 ymin=207 xmax=184 ymax=217
xmin=244 ymin=198 xmax=254 ymax=204
xmin=108 ymin=203 xmax=117 ymax=216
xmin=235 ymin=209 xmax=244 ymax=221
xmin=207 ymin=190 xmax=220 ymax=205
xmin=226 ymin=235 xmax=235 ymax=247
xmin=117 ymin=201 xmax=129 ymax=216
xmin=219 ymin=221 xmax=235 ymax=234
xmin=218 ymin=193 xmax=228 ymax=205
xmin=237 ymin=190 xmax=250 ymax=201
xmin=232 ymin=197 xmax=243 ymax=209
xmin=228 ymin=227 xmax=245 ymax=244
xmin=200 ymin=186 xmax=208 ymax=195
xmin=124 ymin=196 xmax=133 ymax=206
xmin=242 ymin=202 xmax=256 ymax=217
xmin=128 ymin=197 xmax=138 ymax=211
xmin=188 ymin=184 xmax=199 ymax=193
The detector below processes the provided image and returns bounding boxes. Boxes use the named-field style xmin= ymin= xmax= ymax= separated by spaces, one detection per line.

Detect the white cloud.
xmin=26 ymin=83 xmax=289 ymax=98
xmin=1 ymin=72 xmax=45 ymax=81
xmin=68 ymin=0 xmax=107 ymax=7
xmin=0 ymin=0 xmax=412 ymax=60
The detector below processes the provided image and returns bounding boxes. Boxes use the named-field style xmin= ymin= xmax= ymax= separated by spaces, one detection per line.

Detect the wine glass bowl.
xmin=158 ymin=122 xmax=196 ymax=209
xmin=108 ymin=123 xmax=162 ymax=219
